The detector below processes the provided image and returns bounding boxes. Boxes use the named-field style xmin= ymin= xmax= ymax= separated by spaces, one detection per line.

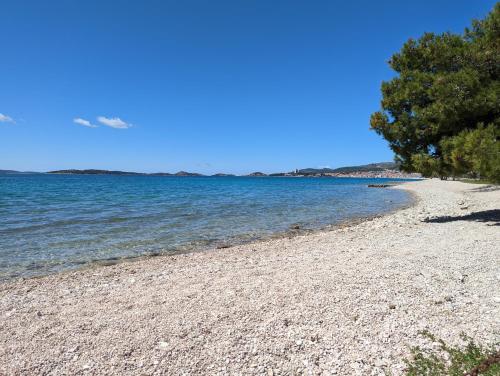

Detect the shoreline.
xmin=85 ymin=189 xmax=418 ymax=276
xmin=1 ymin=179 xmax=498 ymax=375
xmin=1 ymin=182 xmax=416 ymax=283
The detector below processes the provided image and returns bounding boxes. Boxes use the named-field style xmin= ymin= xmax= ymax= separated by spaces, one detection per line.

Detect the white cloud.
xmin=97 ymin=116 xmax=132 ymax=129
xmin=73 ymin=118 xmax=97 ymax=128
xmin=0 ymin=113 xmax=15 ymax=123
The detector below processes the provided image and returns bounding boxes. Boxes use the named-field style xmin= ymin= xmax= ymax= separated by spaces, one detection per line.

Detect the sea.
xmin=0 ymin=174 xmax=414 ymax=280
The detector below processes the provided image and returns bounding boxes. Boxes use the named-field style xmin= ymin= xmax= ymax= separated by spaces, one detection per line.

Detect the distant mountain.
xmin=149 ymin=172 xmax=173 ymax=176
xmin=7 ymin=162 xmax=402 ymax=178
xmin=297 ymin=162 xmax=399 ymax=176
xmin=297 ymin=168 xmax=336 ymax=175
xmin=174 ymin=171 xmax=204 ymax=177
xmin=0 ymin=170 xmax=22 ymax=174
xmin=47 ymin=169 xmax=205 ymax=176
xmin=0 ymin=170 xmax=42 ymax=174
xmin=245 ymin=172 xmax=268 ymax=177
xmin=330 ymin=162 xmax=398 ymax=173
xmin=48 ymin=169 xmax=143 ymax=175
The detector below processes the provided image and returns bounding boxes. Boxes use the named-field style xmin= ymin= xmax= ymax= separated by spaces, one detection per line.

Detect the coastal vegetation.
xmin=370 ymin=3 xmax=499 ymax=183
xmin=404 ymin=331 xmax=499 ymax=376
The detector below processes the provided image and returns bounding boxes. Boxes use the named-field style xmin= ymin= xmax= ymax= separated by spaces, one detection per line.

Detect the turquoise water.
xmin=0 ymin=174 xmax=412 ymax=280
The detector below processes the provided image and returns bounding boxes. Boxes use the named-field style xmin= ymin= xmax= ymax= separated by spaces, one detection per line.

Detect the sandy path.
xmin=0 ymin=179 xmax=499 ymax=375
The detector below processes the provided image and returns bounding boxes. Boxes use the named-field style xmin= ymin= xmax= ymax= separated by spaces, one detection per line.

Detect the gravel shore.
xmin=1 ymin=179 xmax=499 ymax=375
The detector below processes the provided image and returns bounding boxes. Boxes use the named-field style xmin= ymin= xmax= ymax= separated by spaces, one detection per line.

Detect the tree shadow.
xmin=424 ymin=209 xmax=500 ymax=226
xmin=467 ymin=185 xmax=500 ymax=193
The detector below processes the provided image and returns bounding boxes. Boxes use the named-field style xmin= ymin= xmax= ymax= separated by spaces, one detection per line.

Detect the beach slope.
xmin=1 ymin=179 xmax=499 ymax=375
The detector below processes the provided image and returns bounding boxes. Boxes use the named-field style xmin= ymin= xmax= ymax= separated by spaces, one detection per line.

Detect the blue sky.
xmin=0 ymin=0 xmax=496 ymax=174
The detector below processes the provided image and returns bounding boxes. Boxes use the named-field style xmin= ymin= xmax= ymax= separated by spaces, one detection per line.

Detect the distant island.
xmin=0 ymin=169 xmax=41 ymax=175
xmin=269 ymin=162 xmax=420 ymax=178
xmin=48 ymin=169 xmax=143 ymax=176
xmin=170 ymin=171 xmax=204 ymax=177
xmin=245 ymin=172 xmax=268 ymax=177
xmin=0 ymin=162 xmax=420 ymax=178
xmin=47 ymin=169 xmax=204 ymax=177
xmin=211 ymin=173 xmax=235 ymax=177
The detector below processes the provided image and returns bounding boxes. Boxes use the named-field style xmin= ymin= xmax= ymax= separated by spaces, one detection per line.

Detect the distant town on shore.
xmin=0 ymin=162 xmax=421 ymax=179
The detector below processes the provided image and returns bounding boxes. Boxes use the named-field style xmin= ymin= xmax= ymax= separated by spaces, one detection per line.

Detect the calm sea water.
xmin=0 ymin=174 xmax=413 ymax=280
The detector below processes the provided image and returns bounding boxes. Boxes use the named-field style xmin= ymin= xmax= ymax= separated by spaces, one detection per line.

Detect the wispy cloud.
xmin=97 ymin=116 xmax=132 ymax=129
xmin=73 ymin=118 xmax=97 ymax=128
xmin=0 ymin=113 xmax=15 ymax=123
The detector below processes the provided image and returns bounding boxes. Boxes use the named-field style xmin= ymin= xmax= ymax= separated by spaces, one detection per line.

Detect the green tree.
xmin=441 ymin=124 xmax=500 ymax=181
xmin=370 ymin=3 xmax=499 ymax=182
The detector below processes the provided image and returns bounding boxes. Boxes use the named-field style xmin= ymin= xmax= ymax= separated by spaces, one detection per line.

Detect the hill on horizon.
xmin=1 ymin=162 xmax=400 ymax=176
xmin=296 ymin=162 xmax=398 ymax=175
xmin=0 ymin=169 xmax=42 ymax=175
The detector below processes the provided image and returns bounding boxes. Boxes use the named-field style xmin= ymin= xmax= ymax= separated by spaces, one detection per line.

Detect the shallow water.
xmin=0 ymin=174 xmax=413 ymax=279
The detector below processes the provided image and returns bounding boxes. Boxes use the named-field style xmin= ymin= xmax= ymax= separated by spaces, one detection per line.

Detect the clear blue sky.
xmin=0 ymin=0 xmax=495 ymax=174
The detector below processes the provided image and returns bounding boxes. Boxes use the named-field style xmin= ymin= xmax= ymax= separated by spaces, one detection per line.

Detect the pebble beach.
xmin=1 ymin=179 xmax=499 ymax=375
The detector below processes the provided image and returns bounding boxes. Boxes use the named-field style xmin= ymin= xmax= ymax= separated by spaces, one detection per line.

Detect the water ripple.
xmin=0 ymin=175 xmax=412 ymax=280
